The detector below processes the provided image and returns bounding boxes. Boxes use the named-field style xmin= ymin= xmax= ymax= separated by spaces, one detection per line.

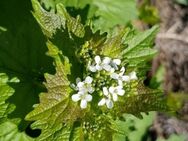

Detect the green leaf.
xmin=69 ymin=127 xmax=84 ymax=141
xmin=0 ymin=121 xmax=33 ymax=141
xmin=31 ymin=0 xmax=85 ymax=38
xmin=0 ymin=73 xmax=16 ymax=122
xmin=127 ymin=112 xmax=155 ymax=141
xmin=56 ymin=4 xmax=85 ymax=37
xmin=40 ymin=0 xmax=91 ymax=10
xmin=175 ymin=0 xmax=188 ymax=5
xmin=0 ymin=73 xmax=33 ymax=141
xmin=101 ymin=29 xmax=126 ymax=58
xmin=0 ymin=0 xmax=54 ymax=129
xmin=57 ymin=0 xmax=91 ymax=8
xmin=115 ymin=83 xmax=169 ymax=118
xmin=122 ymin=25 xmax=158 ymax=58
xmin=25 ymin=42 xmax=84 ymax=141
xmin=121 ymin=26 xmax=159 ymax=76
xmin=31 ymin=0 xmax=63 ymax=37
xmin=91 ymin=0 xmax=137 ymax=32
xmin=113 ymin=112 xmax=155 ymax=141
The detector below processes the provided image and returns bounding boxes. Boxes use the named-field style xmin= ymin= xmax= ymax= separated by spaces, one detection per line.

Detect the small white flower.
xmin=110 ymin=67 xmax=130 ymax=86
xmin=109 ymin=86 xmax=125 ymax=101
xmin=102 ymin=57 xmax=114 ymax=72
xmin=98 ymin=98 xmax=114 ymax=109
xmin=77 ymin=76 xmax=94 ymax=93
xmin=88 ymin=56 xmax=102 ymax=72
xmin=71 ymin=76 xmax=94 ymax=109
xmin=70 ymin=77 xmax=83 ymax=91
xmin=98 ymin=87 xmax=114 ymax=109
xmin=110 ymin=59 xmax=121 ymax=70
xmin=129 ymin=71 xmax=137 ymax=80
xmin=72 ymin=91 xmax=92 ymax=109
xmin=89 ymin=56 xmax=114 ymax=72
xmin=98 ymin=86 xmax=125 ymax=108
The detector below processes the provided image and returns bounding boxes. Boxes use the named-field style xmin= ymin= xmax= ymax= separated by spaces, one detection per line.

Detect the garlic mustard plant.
xmin=22 ymin=1 xmax=169 ymax=140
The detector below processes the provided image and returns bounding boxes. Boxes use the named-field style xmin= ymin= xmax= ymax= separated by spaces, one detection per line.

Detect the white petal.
xmin=78 ymin=91 xmax=84 ymax=95
xmin=76 ymin=77 xmax=81 ymax=84
xmin=103 ymin=65 xmax=112 ymax=71
xmin=88 ymin=86 xmax=94 ymax=93
xmin=85 ymin=94 xmax=92 ymax=101
xmin=117 ymin=89 xmax=125 ymax=96
xmin=110 ymin=73 xmax=119 ymax=79
xmin=96 ymin=65 xmax=102 ymax=71
xmin=122 ymin=75 xmax=130 ymax=82
xmin=72 ymin=94 xmax=81 ymax=102
xmin=98 ymin=98 xmax=106 ymax=106
xmin=106 ymin=99 xmax=114 ymax=109
xmin=110 ymin=68 xmax=115 ymax=73
xmin=103 ymin=57 xmax=111 ymax=64
xmin=77 ymin=82 xmax=84 ymax=88
xmin=85 ymin=76 xmax=93 ymax=84
xmin=120 ymin=67 xmax=125 ymax=74
xmin=116 ymin=85 xmax=123 ymax=90
xmin=109 ymin=86 xmax=115 ymax=94
xmin=129 ymin=71 xmax=137 ymax=80
xmin=113 ymin=59 xmax=121 ymax=65
xmin=112 ymin=93 xmax=118 ymax=101
xmin=79 ymin=88 xmax=88 ymax=94
xmin=103 ymin=87 xmax=109 ymax=96
xmin=95 ymin=56 xmax=101 ymax=64
xmin=89 ymin=66 xmax=97 ymax=72
xmin=118 ymin=80 xmax=123 ymax=86
xmin=80 ymin=100 xmax=87 ymax=109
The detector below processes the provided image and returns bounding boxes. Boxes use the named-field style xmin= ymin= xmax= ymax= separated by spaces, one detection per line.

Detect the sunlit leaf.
xmin=0 ymin=73 xmax=32 ymax=140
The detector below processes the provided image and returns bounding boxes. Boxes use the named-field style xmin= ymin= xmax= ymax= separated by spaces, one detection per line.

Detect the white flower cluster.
xmin=71 ymin=55 xmax=137 ymax=109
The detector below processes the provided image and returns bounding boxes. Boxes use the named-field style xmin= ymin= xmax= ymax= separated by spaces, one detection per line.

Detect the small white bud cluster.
xmin=71 ymin=55 xmax=137 ymax=109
